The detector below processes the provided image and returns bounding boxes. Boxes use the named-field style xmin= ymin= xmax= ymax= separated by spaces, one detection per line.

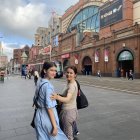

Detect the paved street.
xmin=0 ymin=75 xmax=140 ymax=140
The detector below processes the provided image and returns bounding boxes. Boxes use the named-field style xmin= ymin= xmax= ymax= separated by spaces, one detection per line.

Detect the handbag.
xmin=30 ymin=82 xmax=48 ymax=128
xmin=30 ymin=108 xmax=37 ymax=128
xmin=56 ymin=100 xmax=63 ymax=115
xmin=56 ymin=94 xmax=64 ymax=115
xmin=76 ymin=80 xmax=88 ymax=109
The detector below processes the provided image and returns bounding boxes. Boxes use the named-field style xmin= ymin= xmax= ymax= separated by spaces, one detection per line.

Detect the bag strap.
xmin=75 ymin=80 xmax=80 ymax=90
xmin=32 ymin=82 xmax=48 ymax=107
xmin=75 ymin=80 xmax=81 ymax=96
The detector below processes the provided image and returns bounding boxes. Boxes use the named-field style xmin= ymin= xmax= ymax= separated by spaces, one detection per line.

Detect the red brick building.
xmin=51 ymin=0 xmax=140 ymax=78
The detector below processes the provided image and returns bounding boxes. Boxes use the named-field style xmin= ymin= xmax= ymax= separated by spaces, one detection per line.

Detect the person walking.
xmin=128 ymin=69 xmax=133 ymax=80
xmin=97 ymin=70 xmax=101 ymax=78
xmin=33 ymin=62 xmax=68 ymax=140
xmin=34 ymin=70 xmax=39 ymax=86
xmin=24 ymin=67 xmax=27 ymax=79
xmin=51 ymin=66 xmax=78 ymax=140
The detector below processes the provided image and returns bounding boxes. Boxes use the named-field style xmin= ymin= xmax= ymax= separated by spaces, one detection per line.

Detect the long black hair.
xmin=40 ymin=62 xmax=56 ymax=78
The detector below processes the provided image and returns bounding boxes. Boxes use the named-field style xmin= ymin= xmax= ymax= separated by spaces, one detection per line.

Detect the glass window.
xmin=86 ymin=18 xmax=92 ymax=30
xmin=76 ymin=12 xmax=82 ymax=23
xmin=91 ymin=16 xmax=96 ymax=30
xmin=82 ymin=8 xmax=89 ymax=20
xmin=88 ymin=7 xmax=94 ymax=17
xmin=93 ymin=7 xmax=98 ymax=14
xmin=67 ymin=5 xmax=99 ymax=33
xmin=95 ymin=14 xmax=99 ymax=28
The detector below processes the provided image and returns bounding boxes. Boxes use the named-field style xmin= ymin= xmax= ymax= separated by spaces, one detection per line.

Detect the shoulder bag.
xmin=75 ymin=80 xmax=89 ymax=109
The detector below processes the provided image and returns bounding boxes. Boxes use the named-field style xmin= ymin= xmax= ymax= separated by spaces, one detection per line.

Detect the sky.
xmin=0 ymin=0 xmax=79 ymax=60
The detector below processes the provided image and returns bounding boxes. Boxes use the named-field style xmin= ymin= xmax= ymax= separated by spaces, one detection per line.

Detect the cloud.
xmin=0 ymin=0 xmax=79 ymax=60
xmin=0 ymin=0 xmax=49 ymax=41
xmin=1 ymin=42 xmax=20 ymax=60
xmin=0 ymin=0 xmax=79 ymax=40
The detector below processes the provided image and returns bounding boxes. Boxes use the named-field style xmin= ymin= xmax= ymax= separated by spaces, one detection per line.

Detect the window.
xmin=67 ymin=5 xmax=99 ymax=33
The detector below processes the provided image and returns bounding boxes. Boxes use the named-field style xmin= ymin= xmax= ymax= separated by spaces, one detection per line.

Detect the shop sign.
xmin=39 ymin=48 xmax=44 ymax=55
xmin=104 ymin=49 xmax=109 ymax=62
xmin=39 ymin=45 xmax=52 ymax=55
xmin=100 ymin=0 xmax=123 ymax=28
xmin=61 ymin=53 xmax=70 ymax=59
xmin=95 ymin=50 xmax=99 ymax=63
xmin=75 ymin=59 xmax=78 ymax=65
xmin=44 ymin=45 xmax=52 ymax=55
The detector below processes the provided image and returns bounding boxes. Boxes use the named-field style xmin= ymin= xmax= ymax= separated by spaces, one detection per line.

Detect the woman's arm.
xmin=47 ymin=108 xmax=58 ymax=136
xmin=51 ymin=93 xmax=73 ymax=103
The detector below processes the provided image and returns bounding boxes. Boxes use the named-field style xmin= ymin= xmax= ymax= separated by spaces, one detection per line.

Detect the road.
xmin=0 ymin=76 xmax=140 ymax=140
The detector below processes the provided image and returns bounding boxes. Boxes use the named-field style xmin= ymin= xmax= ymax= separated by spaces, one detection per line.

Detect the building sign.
xmin=61 ymin=53 xmax=70 ymax=59
xmin=104 ymin=49 xmax=109 ymax=62
xmin=100 ymin=0 xmax=123 ymax=28
xmin=39 ymin=45 xmax=52 ymax=55
xmin=75 ymin=59 xmax=78 ymax=65
xmin=95 ymin=50 xmax=99 ymax=63
xmin=53 ymin=35 xmax=59 ymax=47
xmin=44 ymin=45 xmax=52 ymax=55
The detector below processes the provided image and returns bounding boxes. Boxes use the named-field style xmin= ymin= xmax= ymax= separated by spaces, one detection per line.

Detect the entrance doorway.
xmin=117 ymin=51 xmax=134 ymax=77
xmin=63 ymin=59 xmax=69 ymax=71
xmin=82 ymin=56 xmax=92 ymax=75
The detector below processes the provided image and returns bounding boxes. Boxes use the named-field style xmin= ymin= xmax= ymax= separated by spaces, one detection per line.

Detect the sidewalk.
xmin=59 ymin=75 xmax=140 ymax=95
xmin=76 ymin=75 xmax=140 ymax=82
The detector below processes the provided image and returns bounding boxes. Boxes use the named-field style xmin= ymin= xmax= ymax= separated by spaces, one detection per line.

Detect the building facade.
xmin=30 ymin=0 xmax=140 ymax=78
xmin=51 ymin=0 xmax=140 ymax=78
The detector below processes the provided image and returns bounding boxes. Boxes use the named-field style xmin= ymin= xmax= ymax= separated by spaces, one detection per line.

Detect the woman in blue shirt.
xmin=33 ymin=62 xmax=68 ymax=140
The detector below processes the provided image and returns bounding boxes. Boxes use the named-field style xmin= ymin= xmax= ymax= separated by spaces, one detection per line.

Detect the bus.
xmin=21 ymin=64 xmax=28 ymax=76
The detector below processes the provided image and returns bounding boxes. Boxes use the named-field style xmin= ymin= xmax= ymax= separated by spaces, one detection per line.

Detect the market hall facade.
xmin=49 ymin=0 xmax=140 ymax=78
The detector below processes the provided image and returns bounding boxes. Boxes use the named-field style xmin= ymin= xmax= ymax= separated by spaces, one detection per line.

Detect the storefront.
xmin=117 ymin=50 xmax=134 ymax=77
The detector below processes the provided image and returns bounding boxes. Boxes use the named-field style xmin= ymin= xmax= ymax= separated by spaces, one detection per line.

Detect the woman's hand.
xmin=50 ymin=94 xmax=58 ymax=100
xmin=51 ymin=127 xmax=58 ymax=136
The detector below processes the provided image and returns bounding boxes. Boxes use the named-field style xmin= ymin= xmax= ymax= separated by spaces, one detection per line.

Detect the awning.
xmin=118 ymin=51 xmax=133 ymax=61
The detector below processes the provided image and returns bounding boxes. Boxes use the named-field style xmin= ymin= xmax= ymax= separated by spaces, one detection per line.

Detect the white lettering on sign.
xmin=101 ymin=5 xmax=122 ymax=19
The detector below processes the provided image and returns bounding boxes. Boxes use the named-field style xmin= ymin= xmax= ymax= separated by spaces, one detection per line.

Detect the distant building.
xmin=35 ymin=27 xmax=49 ymax=47
xmin=0 ymin=54 xmax=8 ymax=68
xmin=13 ymin=45 xmax=30 ymax=74
xmin=30 ymin=0 xmax=140 ymax=78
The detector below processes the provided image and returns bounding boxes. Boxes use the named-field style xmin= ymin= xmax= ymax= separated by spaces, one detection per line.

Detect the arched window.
xmin=67 ymin=5 xmax=99 ymax=33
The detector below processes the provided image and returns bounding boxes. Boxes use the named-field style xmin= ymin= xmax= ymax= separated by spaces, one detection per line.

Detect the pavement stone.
xmin=1 ymin=75 xmax=140 ymax=140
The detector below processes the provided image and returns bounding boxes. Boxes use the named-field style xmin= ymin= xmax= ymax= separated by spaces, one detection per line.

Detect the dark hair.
xmin=40 ymin=62 xmax=56 ymax=78
xmin=65 ymin=65 xmax=77 ymax=74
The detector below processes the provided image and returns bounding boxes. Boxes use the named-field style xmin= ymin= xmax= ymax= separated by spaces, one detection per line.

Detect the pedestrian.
xmin=97 ymin=70 xmax=101 ymax=78
xmin=24 ymin=67 xmax=27 ymax=79
xmin=51 ymin=65 xmax=78 ymax=140
xmin=33 ymin=62 xmax=68 ymax=140
xmin=34 ymin=70 xmax=39 ymax=86
xmin=128 ymin=69 xmax=133 ymax=80
xmin=5 ymin=69 xmax=9 ymax=79
xmin=28 ymin=69 xmax=32 ymax=79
